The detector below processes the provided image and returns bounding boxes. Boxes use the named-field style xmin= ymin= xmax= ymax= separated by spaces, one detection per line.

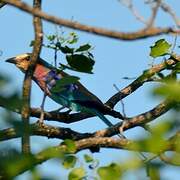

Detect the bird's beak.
xmin=5 ymin=57 xmax=17 ymax=64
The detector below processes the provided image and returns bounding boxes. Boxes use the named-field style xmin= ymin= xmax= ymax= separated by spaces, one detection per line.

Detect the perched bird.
xmin=6 ymin=53 xmax=124 ymax=127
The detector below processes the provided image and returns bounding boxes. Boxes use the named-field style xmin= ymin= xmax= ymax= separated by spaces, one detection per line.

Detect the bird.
xmin=6 ymin=53 xmax=124 ymax=127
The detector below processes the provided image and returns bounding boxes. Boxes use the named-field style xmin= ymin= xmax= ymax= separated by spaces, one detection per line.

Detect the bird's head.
xmin=6 ymin=53 xmax=32 ymax=72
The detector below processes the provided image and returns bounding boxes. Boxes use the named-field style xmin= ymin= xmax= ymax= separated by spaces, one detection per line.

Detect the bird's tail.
xmin=92 ymin=109 xmax=114 ymax=127
xmin=93 ymin=109 xmax=123 ymax=138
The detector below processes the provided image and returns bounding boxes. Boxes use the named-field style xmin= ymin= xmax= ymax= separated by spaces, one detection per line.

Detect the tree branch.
xmin=0 ymin=1 xmax=6 ymax=8
xmin=160 ymin=154 xmax=180 ymax=166
xmin=95 ymin=99 xmax=175 ymax=137
xmin=2 ymin=132 xmax=179 ymax=178
xmin=145 ymin=0 xmax=162 ymax=29
xmin=2 ymin=0 xmax=180 ymax=41
xmin=0 ymin=99 xmax=176 ymax=141
xmin=106 ymin=55 xmax=180 ymax=108
xmin=1 ymin=55 xmax=179 ymax=125
xmin=0 ymin=123 xmax=92 ymax=141
xmin=21 ymin=0 xmax=43 ymax=154
xmin=160 ymin=2 xmax=180 ymax=27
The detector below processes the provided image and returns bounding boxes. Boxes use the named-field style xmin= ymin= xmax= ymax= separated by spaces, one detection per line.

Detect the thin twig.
xmin=145 ymin=0 xmax=162 ymax=29
xmin=160 ymin=2 xmax=180 ymax=27
xmin=106 ymin=55 xmax=180 ymax=108
xmin=2 ymin=0 xmax=180 ymax=41
xmin=118 ymin=0 xmax=147 ymax=24
xmin=113 ymin=84 xmax=126 ymax=117
xmin=160 ymin=153 xmax=180 ymax=166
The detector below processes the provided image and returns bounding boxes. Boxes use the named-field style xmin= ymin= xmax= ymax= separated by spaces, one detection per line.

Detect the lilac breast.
xmin=44 ymin=69 xmax=78 ymax=92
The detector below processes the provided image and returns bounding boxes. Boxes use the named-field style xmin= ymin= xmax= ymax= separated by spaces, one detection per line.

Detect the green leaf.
xmin=132 ymin=122 xmax=171 ymax=153
xmin=150 ymin=39 xmax=171 ymax=58
xmin=47 ymin=35 xmax=56 ymax=41
xmin=62 ymin=155 xmax=77 ymax=169
xmin=68 ymin=167 xmax=85 ymax=180
xmin=66 ymin=54 xmax=95 ymax=73
xmin=97 ymin=163 xmax=122 ymax=180
xmin=56 ymin=42 xmax=61 ymax=49
xmin=153 ymin=81 xmax=180 ymax=101
xmin=68 ymin=32 xmax=78 ymax=44
xmin=173 ymin=62 xmax=180 ymax=73
xmin=84 ymin=154 xmax=93 ymax=163
xmin=75 ymin=44 xmax=91 ymax=52
xmin=0 ymin=93 xmax=22 ymax=111
xmin=60 ymin=46 xmax=74 ymax=54
xmin=29 ymin=40 xmax=35 ymax=47
xmin=62 ymin=139 xmax=76 ymax=153
xmin=146 ymin=163 xmax=161 ymax=180
xmin=156 ymin=72 xmax=164 ymax=79
xmin=51 ymin=76 xmax=80 ymax=93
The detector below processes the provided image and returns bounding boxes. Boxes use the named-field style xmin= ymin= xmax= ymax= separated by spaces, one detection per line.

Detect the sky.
xmin=0 ymin=0 xmax=180 ymax=179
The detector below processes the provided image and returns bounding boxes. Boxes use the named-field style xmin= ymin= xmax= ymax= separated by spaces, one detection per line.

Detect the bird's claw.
xmin=37 ymin=109 xmax=46 ymax=127
xmin=50 ymin=106 xmax=66 ymax=113
xmin=63 ymin=109 xmax=71 ymax=115
xmin=36 ymin=119 xmax=46 ymax=128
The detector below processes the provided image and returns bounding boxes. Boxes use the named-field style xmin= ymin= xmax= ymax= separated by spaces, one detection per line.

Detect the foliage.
xmin=40 ymin=32 xmax=95 ymax=74
xmin=1 ymin=1 xmax=180 ymax=177
xmin=150 ymin=39 xmax=172 ymax=58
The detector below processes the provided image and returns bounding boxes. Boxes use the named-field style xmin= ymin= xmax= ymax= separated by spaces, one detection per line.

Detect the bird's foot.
xmin=50 ymin=106 xmax=66 ymax=113
xmin=37 ymin=110 xmax=46 ymax=127
xmin=36 ymin=119 xmax=46 ymax=128
xmin=63 ymin=109 xmax=72 ymax=115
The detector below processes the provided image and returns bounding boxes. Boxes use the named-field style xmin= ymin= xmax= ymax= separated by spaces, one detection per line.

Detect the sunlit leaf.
xmin=62 ymin=155 xmax=77 ymax=169
xmin=66 ymin=54 xmax=95 ymax=73
xmin=68 ymin=167 xmax=85 ymax=180
xmin=146 ymin=163 xmax=161 ymax=180
xmin=131 ymin=124 xmax=169 ymax=153
xmin=68 ymin=32 xmax=78 ymax=44
xmin=84 ymin=154 xmax=93 ymax=163
xmin=153 ymin=81 xmax=180 ymax=100
xmin=97 ymin=163 xmax=122 ymax=180
xmin=150 ymin=39 xmax=171 ymax=58
xmin=62 ymin=139 xmax=76 ymax=153
xmin=47 ymin=35 xmax=56 ymax=41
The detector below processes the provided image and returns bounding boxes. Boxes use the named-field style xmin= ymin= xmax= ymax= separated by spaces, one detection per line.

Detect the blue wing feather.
xmin=37 ymin=59 xmax=115 ymax=127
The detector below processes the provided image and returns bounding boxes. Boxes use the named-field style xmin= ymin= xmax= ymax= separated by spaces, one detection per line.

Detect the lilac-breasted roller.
xmin=6 ymin=53 xmax=124 ymax=127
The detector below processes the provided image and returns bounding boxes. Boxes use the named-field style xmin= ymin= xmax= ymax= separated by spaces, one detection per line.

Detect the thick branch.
xmin=95 ymin=99 xmax=175 ymax=137
xmin=2 ymin=0 xmax=180 ymax=41
xmin=21 ymin=0 xmax=43 ymax=154
xmin=2 ymin=132 xmax=179 ymax=178
xmin=106 ymin=55 xmax=180 ymax=108
xmin=160 ymin=154 xmax=180 ymax=166
xmin=0 ymin=99 xmax=176 ymax=141
xmin=0 ymin=123 xmax=92 ymax=141
xmin=1 ymin=55 xmax=179 ymax=125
